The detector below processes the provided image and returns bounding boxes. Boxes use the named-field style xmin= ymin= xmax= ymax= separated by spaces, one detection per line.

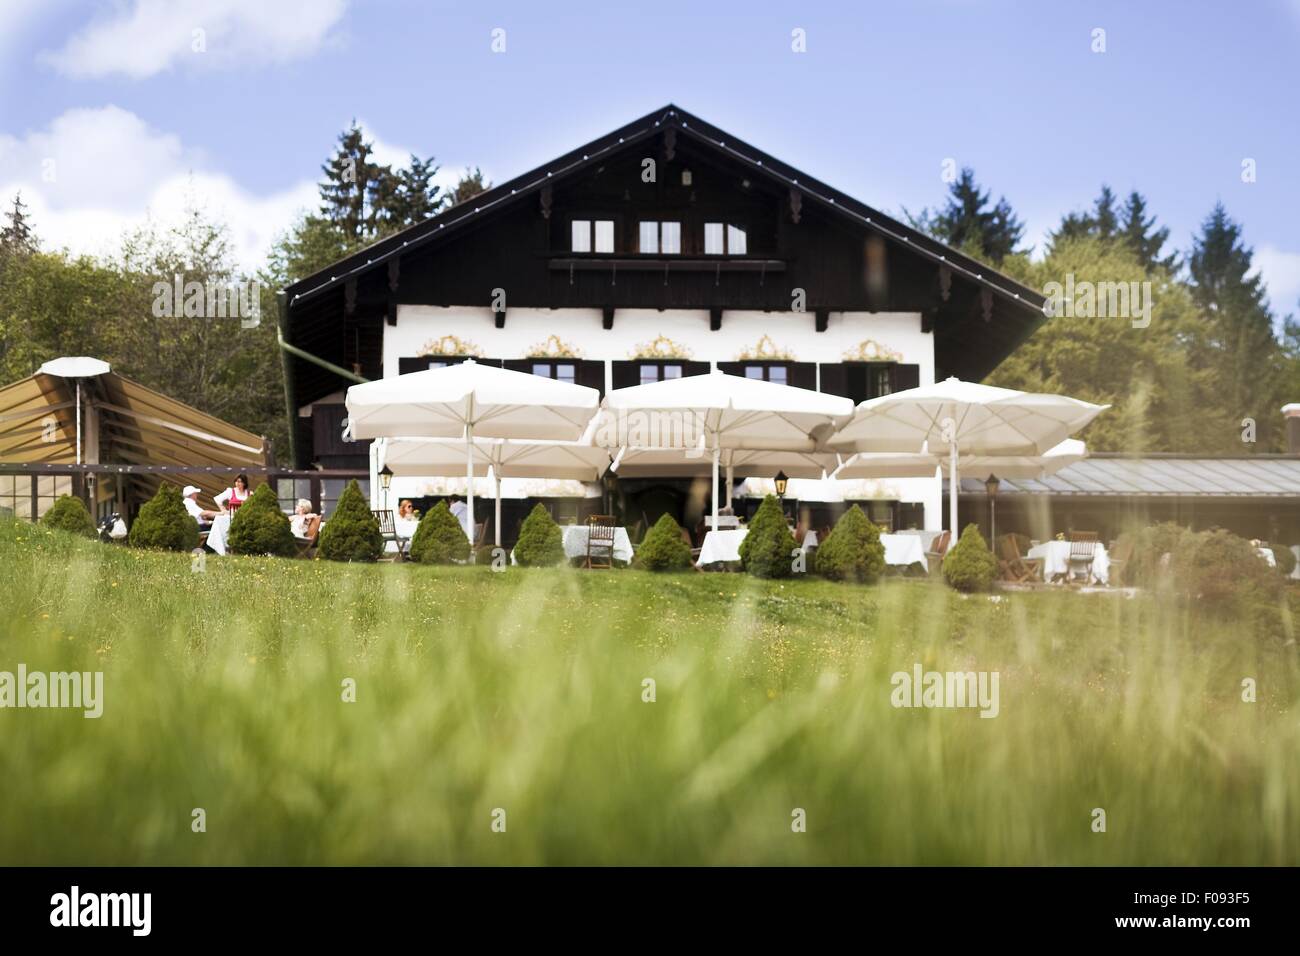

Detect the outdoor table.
xmin=1292 ymin=546 xmax=1300 ymax=581
xmin=879 ymin=533 xmax=927 ymax=570
xmin=1027 ymin=540 xmax=1110 ymax=584
xmin=895 ymin=529 xmax=942 ymax=553
xmin=386 ymin=515 xmax=419 ymax=554
xmin=561 ymin=524 xmax=633 ymax=564
xmin=696 ymin=529 xmax=749 ymax=567
xmin=801 ymin=530 xmax=818 ymax=552
xmin=206 ymin=512 xmax=231 ymax=555
xmin=1256 ymin=546 xmax=1277 ymax=568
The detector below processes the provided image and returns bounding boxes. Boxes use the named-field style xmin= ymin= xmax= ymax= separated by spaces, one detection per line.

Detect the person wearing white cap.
xmin=182 ymin=485 xmax=217 ymax=530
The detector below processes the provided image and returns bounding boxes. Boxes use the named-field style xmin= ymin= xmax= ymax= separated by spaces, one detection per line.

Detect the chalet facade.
xmin=280 ymin=105 xmax=1047 ymax=535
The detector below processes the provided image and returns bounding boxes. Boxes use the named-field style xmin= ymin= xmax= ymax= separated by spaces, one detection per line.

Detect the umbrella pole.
xmin=465 ymin=423 xmax=475 ymax=544
xmin=725 ymin=462 xmax=734 ymax=511
xmin=949 ymin=442 xmax=959 ymax=535
xmin=494 ymin=471 xmax=502 ymax=548
xmin=711 ymin=446 xmax=720 ymax=531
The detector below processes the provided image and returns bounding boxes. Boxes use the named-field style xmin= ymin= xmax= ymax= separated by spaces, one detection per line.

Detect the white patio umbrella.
xmin=378 ymin=435 xmax=611 ymax=546
xmin=828 ymin=378 xmax=1106 ymax=534
xmin=834 ymin=438 xmax=1088 ymax=481
xmin=346 ymin=359 xmax=601 ymax=540
xmin=593 ymin=369 xmax=853 ymax=528
xmin=611 ymin=445 xmax=837 ymax=509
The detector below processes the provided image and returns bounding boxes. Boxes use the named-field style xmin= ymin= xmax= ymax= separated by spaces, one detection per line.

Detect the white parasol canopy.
xmin=828 ymin=378 xmax=1106 ymax=533
xmin=347 ymin=360 xmax=601 ymax=541
xmin=593 ymin=369 xmax=852 ymax=526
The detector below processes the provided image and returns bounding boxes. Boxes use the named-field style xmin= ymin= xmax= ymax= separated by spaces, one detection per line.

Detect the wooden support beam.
xmin=709 ymin=307 xmax=723 ymax=331
xmin=815 ymin=308 xmax=829 ymax=333
xmin=493 ymin=307 xmax=507 ymax=329
xmin=602 ymin=306 xmax=615 ymax=330
xmin=921 ymin=309 xmax=938 ymax=334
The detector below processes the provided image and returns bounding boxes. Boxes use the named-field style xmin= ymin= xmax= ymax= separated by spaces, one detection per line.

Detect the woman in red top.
xmin=215 ymin=473 xmax=251 ymax=514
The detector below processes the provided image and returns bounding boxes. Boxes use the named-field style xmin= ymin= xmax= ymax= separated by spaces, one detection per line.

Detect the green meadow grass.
xmin=1 ymin=516 xmax=1297 ymax=865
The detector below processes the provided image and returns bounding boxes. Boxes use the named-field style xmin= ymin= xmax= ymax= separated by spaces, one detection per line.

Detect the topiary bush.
xmin=942 ymin=523 xmax=998 ymax=592
xmin=40 ymin=494 xmax=96 ymax=538
xmin=739 ymin=494 xmax=797 ymax=579
xmin=129 ymin=483 xmax=200 ymax=552
xmin=513 ymin=503 xmax=565 ymax=567
xmin=317 ymin=479 xmax=383 ymax=562
xmin=814 ymin=504 xmax=885 ymax=583
xmin=409 ymin=501 xmax=471 ymax=564
xmin=1124 ymin=521 xmax=1198 ymax=588
xmin=1173 ymin=529 xmax=1283 ymax=610
xmin=228 ymin=483 xmax=296 ymax=557
xmin=636 ymin=513 xmax=693 ymax=572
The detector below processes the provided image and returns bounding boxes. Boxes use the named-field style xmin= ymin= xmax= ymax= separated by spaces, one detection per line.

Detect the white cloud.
xmin=39 ymin=0 xmax=348 ymax=79
xmin=1252 ymin=243 xmax=1300 ymax=318
xmin=0 ymin=105 xmax=315 ymax=271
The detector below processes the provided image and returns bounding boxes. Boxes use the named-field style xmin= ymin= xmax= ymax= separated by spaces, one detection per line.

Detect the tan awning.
xmin=0 ymin=364 xmax=266 ymax=505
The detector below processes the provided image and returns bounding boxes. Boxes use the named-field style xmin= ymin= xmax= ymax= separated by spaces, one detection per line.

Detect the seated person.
xmin=215 ymin=473 xmax=251 ymax=514
xmin=394 ymin=499 xmax=419 ymax=538
xmin=448 ymin=496 xmax=473 ymax=540
xmin=182 ymin=485 xmax=217 ymax=531
xmin=289 ymin=499 xmax=321 ymax=541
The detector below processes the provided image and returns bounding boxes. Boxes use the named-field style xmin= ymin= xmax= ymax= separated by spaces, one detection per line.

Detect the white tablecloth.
xmin=697 ymin=529 xmax=749 ymax=566
xmin=894 ymin=529 xmax=942 ymax=553
xmin=562 ymin=525 xmax=633 ymax=563
xmin=206 ymin=513 xmax=231 ymax=555
xmin=1292 ymin=545 xmax=1300 ymax=580
xmin=1256 ymin=546 xmax=1277 ymax=568
xmin=1027 ymin=540 xmax=1110 ymax=584
xmin=801 ymin=530 xmax=818 ymax=551
xmin=880 ymin=533 xmax=927 ymax=569
xmin=385 ymin=515 xmax=419 ymax=554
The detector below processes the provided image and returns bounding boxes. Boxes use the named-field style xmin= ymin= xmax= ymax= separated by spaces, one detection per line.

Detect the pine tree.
xmin=1187 ymin=203 xmax=1283 ymax=447
xmin=909 ymin=167 xmax=1024 ymax=264
xmin=0 ymin=192 xmax=37 ymax=256
xmin=1048 ymin=185 xmax=1120 ymax=253
xmin=445 ymin=167 xmax=490 ymax=208
xmin=1119 ymin=191 xmax=1176 ymax=272
xmin=319 ymin=122 xmax=381 ymax=242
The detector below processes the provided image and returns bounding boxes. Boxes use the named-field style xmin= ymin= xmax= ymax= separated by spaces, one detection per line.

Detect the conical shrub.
xmin=738 ymin=494 xmax=797 ymax=579
xmin=409 ymin=500 xmax=471 ymax=564
xmin=513 ymin=503 xmax=565 ymax=567
xmin=129 ymin=483 xmax=200 ymax=552
xmin=317 ymin=479 xmax=383 ymax=562
xmin=814 ymin=504 xmax=885 ymax=582
xmin=40 ymin=494 xmax=96 ymax=538
xmin=228 ymin=483 xmax=296 ymax=557
xmin=942 ymin=523 xmax=998 ymax=592
xmin=636 ymin=513 xmax=692 ymax=571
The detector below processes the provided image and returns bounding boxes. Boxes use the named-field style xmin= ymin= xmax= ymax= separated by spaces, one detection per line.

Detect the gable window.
xmin=531 ymin=361 xmax=576 ymax=384
xmin=742 ymin=363 xmax=788 ymax=385
xmin=704 ymin=222 xmax=747 ymax=255
xmin=638 ymin=221 xmax=681 ymax=254
xmin=638 ymin=362 xmax=684 ymax=385
xmin=571 ymin=219 xmax=615 ymax=253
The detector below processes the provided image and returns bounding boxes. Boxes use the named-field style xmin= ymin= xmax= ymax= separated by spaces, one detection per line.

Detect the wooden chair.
xmin=924 ymin=530 xmax=951 ymax=575
xmin=1108 ymin=536 xmax=1134 ymax=586
xmin=294 ymin=514 xmax=321 ymax=558
xmin=1067 ymin=531 xmax=1099 ymax=584
xmin=998 ymin=534 xmax=1044 ymax=583
xmin=473 ymin=520 xmax=489 ymax=550
xmin=372 ymin=509 xmax=411 ymax=561
xmin=584 ymin=515 xmax=616 ymax=569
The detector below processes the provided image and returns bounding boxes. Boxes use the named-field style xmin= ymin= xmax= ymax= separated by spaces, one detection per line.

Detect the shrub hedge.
xmin=40 ymin=494 xmax=96 ymax=538
xmin=739 ymin=495 xmax=797 ymax=579
xmin=814 ymin=504 xmax=885 ymax=583
xmin=317 ymin=480 xmax=383 ymax=562
xmin=228 ymin=483 xmax=296 ymax=557
xmin=129 ymin=483 xmax=200 ymax=552
xmin=409 ymin=501 xmax=471 ymax=564
xmin=636 ymin=513 xmax=693 ymax=572
xmin=513 ymin=503 xmax=565 ymax=567
xmin=942 ymin=523 xmax=997 ymax=592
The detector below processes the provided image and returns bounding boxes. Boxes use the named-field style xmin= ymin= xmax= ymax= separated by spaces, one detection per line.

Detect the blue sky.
xmin=2 ymin=0 xmax=1297 ymax=312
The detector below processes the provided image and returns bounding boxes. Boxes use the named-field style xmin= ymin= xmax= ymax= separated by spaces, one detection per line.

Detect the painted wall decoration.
xmin=735 ymin=334 xmax=796 ymax=361
xmin=842 ymin=338 xmax=903 ymax=363
xmin=630 ymin=334 xmax=693 ymax=360
xmin=418 ymin=334 xmax=483 ymax=358
xmin=525 ymin=334 xmax=584 ymax=359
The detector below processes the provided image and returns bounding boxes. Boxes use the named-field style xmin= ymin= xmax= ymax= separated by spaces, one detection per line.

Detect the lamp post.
xmin=984 ymin=474 xmax=1000 ymax=550
xmin=379 ymin=465 xmax=393 ymax=510
xmin=774 ymin=469 xmax=789 ymax=523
